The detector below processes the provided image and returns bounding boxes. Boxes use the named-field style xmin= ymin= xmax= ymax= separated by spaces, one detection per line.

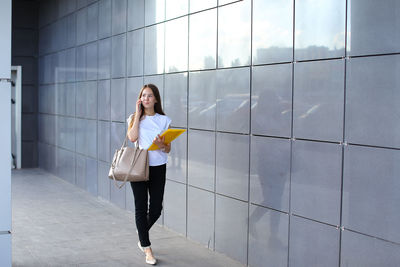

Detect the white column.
xmin=0 ymin=0 xmax=12 ymax=266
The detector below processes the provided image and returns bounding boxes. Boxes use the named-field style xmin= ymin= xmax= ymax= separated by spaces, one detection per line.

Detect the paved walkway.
xmin=12 ymin=169 xmax=244 ymax=267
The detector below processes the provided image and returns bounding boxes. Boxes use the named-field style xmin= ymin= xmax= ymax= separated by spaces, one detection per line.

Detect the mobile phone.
xmin=138 ymin=100 xmax=143 ymax=111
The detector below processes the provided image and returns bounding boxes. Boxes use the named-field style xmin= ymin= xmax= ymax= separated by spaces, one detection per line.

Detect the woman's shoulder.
xmin=156 ymin=114 xmax=171 ymax=126
xmin=126 ymin=114 xmax=134 ymax=124
xmin=156 ymin=113 xmax=170 ymax=119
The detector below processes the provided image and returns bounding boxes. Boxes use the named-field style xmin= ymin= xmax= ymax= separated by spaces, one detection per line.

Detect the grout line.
xmin=213 ymin=129 xmax=217 ymax=252
xmin=291 ymin=213 xmax=341 ymax=229
xmin=287 ymin=0 xmax=296 ymax=265
xmin=343 ymin=228 xmax=400 ymax=246
xmin=185 ymin=0 xmax=190 ymax=239
xmin=0 ymin=231 xmax=11 ymax=235
xmin=250 ymin=202 xmax=290 ymax=215
xmin=213 ymin=0 xmax=220 ymax=252
xmin=339 ymin=1 xmax=349 ymax=265
xmin=246 ymin=0 xmax=254 ymax=264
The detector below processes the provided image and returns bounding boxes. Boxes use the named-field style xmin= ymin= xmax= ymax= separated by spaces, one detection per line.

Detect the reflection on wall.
xmin=218 ymin=0 xmax=251 ymax=67
xmin=295 ymin=0 xmax=345 ymax=60
xmin=252 ymin=0 xmax=293 ymax=64
xmin=165 ymin=16 xmax=188 ymax=72
xmin=144 ymin=23 xmax=164 ymax=75
xmin=189 ymin=8 xmax=217 ymax=70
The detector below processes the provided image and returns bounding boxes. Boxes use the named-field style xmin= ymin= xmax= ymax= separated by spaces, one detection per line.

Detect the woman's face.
xmin=140 ymin=87 xmax=157 ymax=109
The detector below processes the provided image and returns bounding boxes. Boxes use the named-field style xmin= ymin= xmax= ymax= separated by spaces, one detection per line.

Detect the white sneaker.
xmin=145 ymin=255 xmax=157 ymax=265
xmin=138 ymin=241 xmax=157 ymax=265
xmin=137 ymin=241 xmax=145 ymax=253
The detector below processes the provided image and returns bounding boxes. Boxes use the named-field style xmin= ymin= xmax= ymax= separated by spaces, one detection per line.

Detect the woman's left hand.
xmin=153 ymin=135 xmax=166 ymax=149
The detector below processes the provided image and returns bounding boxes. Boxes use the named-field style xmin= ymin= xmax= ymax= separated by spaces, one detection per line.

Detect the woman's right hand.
xmin=135 ymin=99 xmax=142 ymax=118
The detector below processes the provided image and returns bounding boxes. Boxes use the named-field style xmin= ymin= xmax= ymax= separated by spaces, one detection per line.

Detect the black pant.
xmin=130 ymin=164 xmax=166 ymax=247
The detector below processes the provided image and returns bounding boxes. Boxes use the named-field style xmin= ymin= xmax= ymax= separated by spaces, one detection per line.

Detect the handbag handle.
xmin=110 ymin=136 xmax=142 ymax=189
xmin=120 ymin=135 xmax=139 ymax=150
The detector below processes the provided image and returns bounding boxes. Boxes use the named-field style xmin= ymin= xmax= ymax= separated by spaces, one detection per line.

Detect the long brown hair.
xmin=128 ymin=84 xmax=165 ymax=130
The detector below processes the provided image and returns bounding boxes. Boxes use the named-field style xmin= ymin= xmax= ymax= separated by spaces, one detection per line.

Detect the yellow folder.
xmin=148 ymin=129 xmax=186 ymax=151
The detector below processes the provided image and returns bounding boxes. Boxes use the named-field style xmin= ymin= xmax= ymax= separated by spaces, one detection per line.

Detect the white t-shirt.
xmin=127 ymin=113 xmax=172 ymax=166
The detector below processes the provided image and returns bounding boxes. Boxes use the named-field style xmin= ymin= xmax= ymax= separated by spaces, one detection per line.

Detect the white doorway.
xmin=11 ymin=66 xmax=21 ymax=169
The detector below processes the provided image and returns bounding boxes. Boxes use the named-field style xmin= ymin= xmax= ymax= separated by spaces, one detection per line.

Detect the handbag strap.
xmin=111 ymin=136 xmax=142 ymax=189
xmin=120 ymin=135 xmax=129 ymax=149
xmin=120 ymin=136 xmax=140 ymax=150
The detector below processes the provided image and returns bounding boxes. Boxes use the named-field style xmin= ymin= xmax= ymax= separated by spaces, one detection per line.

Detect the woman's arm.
xmin=127 ymin=100 xmax=142 ymax=142
xmin=127 ymin=115 xmax=140 ymax=142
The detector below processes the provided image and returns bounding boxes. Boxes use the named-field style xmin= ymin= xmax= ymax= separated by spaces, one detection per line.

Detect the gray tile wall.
xmin=37 ymin=0 xmax=400 ymax=266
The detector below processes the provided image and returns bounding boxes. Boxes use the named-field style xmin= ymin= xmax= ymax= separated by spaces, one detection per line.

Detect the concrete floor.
xmin=11 ymin=169 xmax=244 ymax=267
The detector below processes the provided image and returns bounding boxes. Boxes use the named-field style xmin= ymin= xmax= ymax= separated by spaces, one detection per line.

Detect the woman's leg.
xmin=130 ymin=181 xmax=151 ymax=247
xmin=147 ymin=164 xmax=166 ymax=230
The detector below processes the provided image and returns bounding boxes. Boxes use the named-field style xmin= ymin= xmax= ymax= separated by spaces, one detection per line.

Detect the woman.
xmin=127 ymin=84 xmax=171 ymax=265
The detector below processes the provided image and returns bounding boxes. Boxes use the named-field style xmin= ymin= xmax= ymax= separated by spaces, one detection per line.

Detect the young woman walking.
xmin=127 ymin=84 xmax=171 ymax=265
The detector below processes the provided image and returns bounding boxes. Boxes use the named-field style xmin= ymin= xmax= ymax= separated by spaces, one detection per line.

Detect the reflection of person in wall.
xmin=127 ymin=84 xmax=172 ymax=265
xmin=249 ymin=87 xmax=289 ymax=251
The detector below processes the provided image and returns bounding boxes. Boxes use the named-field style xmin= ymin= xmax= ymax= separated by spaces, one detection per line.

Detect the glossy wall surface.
xmin=37 ymin=0 xmax=400 ymax=266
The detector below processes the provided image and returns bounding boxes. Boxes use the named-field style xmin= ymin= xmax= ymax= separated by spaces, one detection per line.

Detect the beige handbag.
xmin=108 ymin=137 xmax=149 ymax=188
